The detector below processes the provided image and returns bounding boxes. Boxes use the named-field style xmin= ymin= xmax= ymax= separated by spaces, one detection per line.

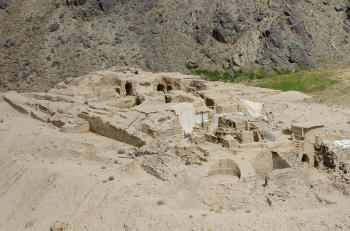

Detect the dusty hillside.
xmin=1 ymin=0 xmax=350 ymax=92
xmin=1 ymin=68 xmax=350 ymax=230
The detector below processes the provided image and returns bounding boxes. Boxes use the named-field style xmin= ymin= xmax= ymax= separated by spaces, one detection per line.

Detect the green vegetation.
xmin=101 ymin=166 xmax=106 ymax=169
xmin=114 ymin=160 xmax=118 ymax=164
xmin=157 ymin=200 xmax=165 ymax=205
xmin=0 ymin=119 xmax=3 ymax=123
xmin=117 ymin=149 xmax=125 ymax=154
xmin=245 ymin=209 xmax=251 ymax=213
xmin=187 ymin=65 xmax=337 ymax=95
xmin=254 ymin=70 xmax=336 ymax=94
xmin=108 ymin=176 xmax=114 ymax=181
xmin=188 ymin=67 xmax=269 ymax=83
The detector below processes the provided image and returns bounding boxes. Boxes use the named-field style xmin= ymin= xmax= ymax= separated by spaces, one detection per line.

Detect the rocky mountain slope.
xmin=1 ymin=0 xmax=350 ymax=92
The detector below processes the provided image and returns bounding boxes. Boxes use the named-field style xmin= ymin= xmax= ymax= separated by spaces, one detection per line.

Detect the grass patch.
xmin=245 ymin=209 xmax=251 ymax=213
xmin=117 ymin=149 xmax=125 ymax=154
xmin=108 ymin=176 xmax=114 ymax=181
xmin=188 ymin=66 xmax=269 ymax=83
xmin=0 ymin=119 xmax=3 ymax=123
xmin=101 ymin=166 xmax=106 ymax=169
xmin=347 ymin=121 xmax=350 ymax=124
xmin=157 ymin=200 xmax=164 ymax=205
xmin=253 ymin=70 xmax=336 ymax=94
xmin=102 ymin=180 xmax=108 ymax=183
xmin=114 ymin=160 xmax=118 ymax=164
xmin=187 ymin=65 xmax=337 ymax=95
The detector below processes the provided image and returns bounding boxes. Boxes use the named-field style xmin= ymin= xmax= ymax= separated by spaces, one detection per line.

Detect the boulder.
xmin=4 ymin=39 xmax=14 ymax=48
xmin=66 ymin=0 xmax=86 ymax=5
xmin=212 ymin=11 xmax=243 ymax=44
xmin=232 ymin=53 xmax=241 ymax=66
xmin=289 ymin=45 xmax=316 ymax=69
xmin=195 ymin=30 xmax=206 ymax=44
xmin=100 ymin=0 xmax=113 ymax=12
xmin=0 ymin=0 xmax=6 ymax=9
xmin=212 ymin=26 xmax=235 ymax=43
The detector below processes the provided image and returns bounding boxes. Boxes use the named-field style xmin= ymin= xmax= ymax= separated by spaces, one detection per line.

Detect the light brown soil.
xmin=1 ymin=69 xmax=350 ymax=230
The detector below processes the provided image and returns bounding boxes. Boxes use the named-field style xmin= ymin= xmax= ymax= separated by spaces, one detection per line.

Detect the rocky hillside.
xmin=1 ymin=0 xmax=350 ymax=92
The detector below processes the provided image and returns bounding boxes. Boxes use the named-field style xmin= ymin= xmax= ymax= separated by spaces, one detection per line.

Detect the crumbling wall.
xmin=315 ymin=142 xmax=350 ymax=171
xmin=208 ymin=159 xmax=241 ymax=178
xmin=79 ymin=112 xmax=150 ymax=148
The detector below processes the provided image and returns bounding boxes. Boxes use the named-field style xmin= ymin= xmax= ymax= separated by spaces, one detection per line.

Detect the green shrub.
xmin=157 ymin=200 xmax=164 ymax=205
xmin=108 ymin=176 xmax=114 ymax=181
xmin=117 ymin=149 xmax=125 ymax=154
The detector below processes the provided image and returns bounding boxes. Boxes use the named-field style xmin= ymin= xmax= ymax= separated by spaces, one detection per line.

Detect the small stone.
xmin=222 ymin=63 xmax=229 ymax=69
xmin=335 ymin=224 xmax=343 ymax=229
xmin=236 ymin=50 xmax=243 ymax=57
xmin=115 ymin=38 xmax=122 ymax=44
xmin=146 ymin=61 xmax=152 ymax=69
xmin=51 ymin=61 xmax=61 ymax=67
xmin=150 ymin=29 xmax=158 ymax=34
xmin=50 ymin=23 xmax=60 ymax=32
xmin=140 ymin=64 xmax=146 ymax=71
xmin=237 ymin=14 xmax=247 ymax=22
xmin=229 ymin=70 xmax=235 ymax=78
xmin=257 ymin=13 xmax=265 ymax=21
xmin=4 ymin=39 xmax=14 ymax=48
xmin=335 ymin=6 xmax=344 ymax=11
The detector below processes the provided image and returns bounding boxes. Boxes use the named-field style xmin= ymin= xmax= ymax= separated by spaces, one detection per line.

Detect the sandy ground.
xmin=1 ymin=94 xmax=350 ymax=231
